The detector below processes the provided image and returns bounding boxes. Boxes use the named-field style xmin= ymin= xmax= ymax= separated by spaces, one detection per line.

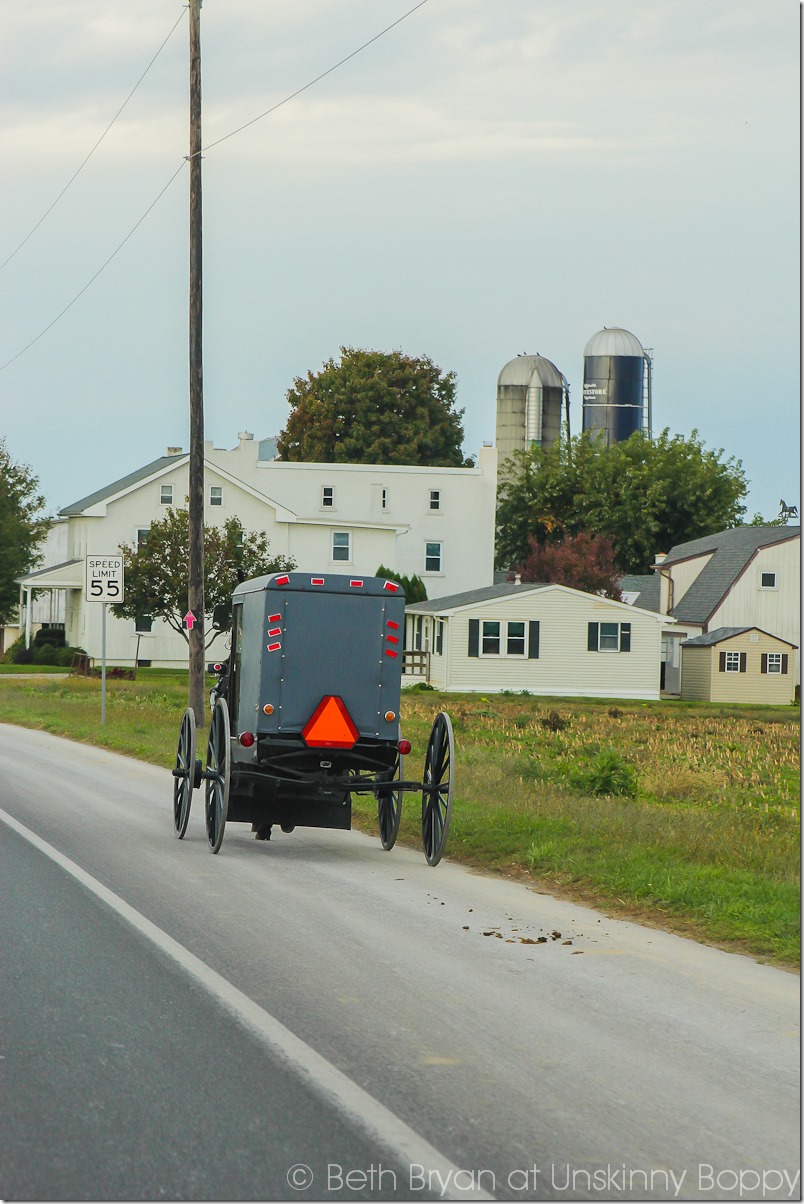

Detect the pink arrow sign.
xmin=184 ymin=611 xmax=197 ymax=629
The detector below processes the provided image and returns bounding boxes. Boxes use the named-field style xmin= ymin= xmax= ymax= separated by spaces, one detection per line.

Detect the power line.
xmin=0 ymin=7 xmax=186 ymax=275
xmin=0 ymin=0 xmax=431 ymax=375
xmin=201 ymin=0 xmax=430 ymax=154
xmin=0 ymin=163 xmax=186 ymax=374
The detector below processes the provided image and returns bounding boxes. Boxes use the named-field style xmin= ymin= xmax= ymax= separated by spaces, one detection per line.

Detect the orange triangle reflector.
xmin=302 ymin=695 xmax=359 ymax=749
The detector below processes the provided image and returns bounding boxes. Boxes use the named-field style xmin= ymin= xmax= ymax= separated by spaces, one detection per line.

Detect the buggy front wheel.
xmin=422 ymin=712 xmax=454 ymax=867
xmin=205 ymin=698 xmax=231 ymax=854
xmin=376 ymin=756 xmax=404 ymax=851
xmin=173 ymin=707 xmax=200 ymax=839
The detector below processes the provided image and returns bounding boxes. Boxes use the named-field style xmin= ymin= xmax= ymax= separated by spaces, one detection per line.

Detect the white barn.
xmin=405 ymin=582 xmax=669 ymax=700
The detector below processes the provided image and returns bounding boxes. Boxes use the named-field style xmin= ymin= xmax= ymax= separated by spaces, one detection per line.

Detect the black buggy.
xmin=172 ymin=572 xmax=454 ymax=864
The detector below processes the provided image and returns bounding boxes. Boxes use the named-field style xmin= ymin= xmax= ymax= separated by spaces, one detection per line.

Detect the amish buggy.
xmin=172 ymin=572 xmax=454 ymax=864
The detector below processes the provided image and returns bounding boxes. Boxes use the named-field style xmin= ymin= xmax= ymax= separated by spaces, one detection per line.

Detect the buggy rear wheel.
xmin=376 ymin=756 xmax=404 ymax=851
xmin=422 ymin=712 xmax=454 ymax=867
xmin=205 ymin=698 xmax=231 ymax=854
xmin=173 ymin=707 xmax=199 ymax=839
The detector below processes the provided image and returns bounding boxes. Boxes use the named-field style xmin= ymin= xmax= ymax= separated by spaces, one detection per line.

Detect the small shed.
xmin=680 ymin=627 xmax=797 ymax=704
xmin=405 ymin=582 xmax=668 ymax=699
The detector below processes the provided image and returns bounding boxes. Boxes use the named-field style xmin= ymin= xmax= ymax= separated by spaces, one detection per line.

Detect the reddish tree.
xmin=511 ymin=531 xmax=623 ymax=600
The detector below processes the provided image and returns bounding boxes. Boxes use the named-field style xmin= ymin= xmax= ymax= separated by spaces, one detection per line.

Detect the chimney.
xmin=654 ymin=553 xmax=667 ymax=564
xmin=238 ymin=431 xmax=254 ymax=443
xmin=514 ymin=572 xmax=522 ymax=585
xmin=166 ymin=446 xmax=183 ymax=455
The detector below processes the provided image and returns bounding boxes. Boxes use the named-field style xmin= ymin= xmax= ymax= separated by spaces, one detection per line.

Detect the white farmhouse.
xmin=405 ymin=582 xmax=669 ymax=700
xmin=14 ymin=434 xmax=497 ymax=668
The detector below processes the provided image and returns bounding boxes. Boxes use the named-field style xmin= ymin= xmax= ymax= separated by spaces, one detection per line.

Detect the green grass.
xmin=0 ymin=675 xmax=798 ymax=967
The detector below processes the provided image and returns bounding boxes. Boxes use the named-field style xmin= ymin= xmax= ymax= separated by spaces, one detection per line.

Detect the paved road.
xmin=0 ymin=724 xmax=799 ymax=1201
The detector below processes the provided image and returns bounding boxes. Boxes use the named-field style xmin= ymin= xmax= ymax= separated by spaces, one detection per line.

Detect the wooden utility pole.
xmin=188 ymin=0 xmax=205 ymax=723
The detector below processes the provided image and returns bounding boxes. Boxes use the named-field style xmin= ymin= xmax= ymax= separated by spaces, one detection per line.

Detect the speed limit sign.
xmin=85 ymin=555 xmax=125 ymax=602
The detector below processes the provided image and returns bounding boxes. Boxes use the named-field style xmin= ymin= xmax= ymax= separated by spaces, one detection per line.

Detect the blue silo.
xmin=582 ymin=327 xmax=652 ymax=443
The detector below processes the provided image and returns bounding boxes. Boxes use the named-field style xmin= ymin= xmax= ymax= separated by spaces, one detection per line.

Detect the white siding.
xmin=419 ymin=587 xmax=664 ymax=699
xmin=710 ymin=538 xmax=800 ymax=680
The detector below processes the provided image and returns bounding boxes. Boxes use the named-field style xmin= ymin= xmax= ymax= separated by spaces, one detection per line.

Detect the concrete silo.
xmin=495 ymin=354 xmax=567 ymax=461
xmin=582 ymin=327 xmax=652 ymax=444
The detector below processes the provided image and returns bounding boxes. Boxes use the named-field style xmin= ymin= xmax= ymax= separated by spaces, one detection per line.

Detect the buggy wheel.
xmin=376 ymin=756 xmax=404 ymax=851
xmin=173 ymin=707 xmax=198 ymax=839
xmin=205 ymin=698 xmax=230 ymax=854
xmin=422 ymin=712 xmax=454 ymax=867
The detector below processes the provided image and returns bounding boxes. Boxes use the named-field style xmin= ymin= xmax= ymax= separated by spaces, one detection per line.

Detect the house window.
xmin=469 ymin=618 xmax=539 ymax=659
xmin=429 ymin=490 xmax=441 ymax=511
xmin=765 ymin=653 xmax=783 ymax=674
xmin=134 ymin=615 xmax=153 ymax=634
xmin=332 ymin=531 xmax=350 ymax=562
xmin=322 ymin=486 xmax=334 ymax=508
xmin=160 ymin=485 xmax=173 ymax=505
xmin=507 ymin=621 xmax=526 ymax=656
xmin=209 ymin=486 xmax=223 ymax=507
xmin=136 ymin=528 xmax=150 ymax=547
xmin=381 ymin=488 xmax=388 ymax=510
xmin=425 ymin=541 xmax=442 ymax=572
xmin=760 ymin=571 xmax=777 ymax=589
xmin=724 ymin=652 xmax=741 ymax=673
xmin=481 ymin=621 xmax=501 ymax=655
xmin=434 ymin=619 xmax=444 ymax=656
xmin=587 ymin=622 xmax=631 ymax=652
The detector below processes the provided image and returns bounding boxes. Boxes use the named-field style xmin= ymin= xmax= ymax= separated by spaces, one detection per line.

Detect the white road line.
xmin=1 ymin=807 xmax=494 ymax=1202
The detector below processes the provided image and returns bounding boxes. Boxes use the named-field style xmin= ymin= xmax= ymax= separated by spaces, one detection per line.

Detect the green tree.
xmin=496 ymin=429 xmax=748 ymax=574
xmin=113 ymin=509 xmax=295 ymax=647
xmin=0 ymin=439 xmax=50 ymax=625
xmin=375 ymin=564 xmax=428 ymax=603
xmin=276 ymin=347 xmax=470 ymax=466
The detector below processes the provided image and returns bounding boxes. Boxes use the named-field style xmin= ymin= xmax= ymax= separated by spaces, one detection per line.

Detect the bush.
xmin=3 ymin=638 xmax=33 ymax=665
xmin=56 ymin=646 xmax=87 ymax=667
xmin=574 ymin=749 xmax=638 ymax=798
xmin=33 ymin=627 xmax=66 ymax=648
xmin=32 ymin=643 xmax=57 ymax=664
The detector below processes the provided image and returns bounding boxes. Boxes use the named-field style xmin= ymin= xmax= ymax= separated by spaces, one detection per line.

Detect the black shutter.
xmin=782 ymin=654 xmax=789 ymax=674
xmin=587 ymin=622 xmax=599 ymax=652
xmin=468 ymin=619 xmax=479 ymax=658
xmin=528 ymin=621 xmax=540 ymax=659
xmin=739 ymin=653 xmax=747 ymax=673
xmin=719 ymin=651 xmax=727 ymax=672
xmin=619 ymin=623 xmax=631 ymax=652
xmin=761 ymin=654 xmax=768 ymax=674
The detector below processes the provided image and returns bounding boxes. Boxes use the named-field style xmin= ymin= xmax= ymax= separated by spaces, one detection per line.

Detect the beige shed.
xmin=680 ymin=627 xmax=797 ymax=704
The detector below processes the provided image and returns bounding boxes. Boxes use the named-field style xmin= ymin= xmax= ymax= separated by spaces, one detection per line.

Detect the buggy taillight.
xmin=239 ymin=732 xmax=255 ymax=747
xmin=397 ymin=739 xmax=411 ymax=755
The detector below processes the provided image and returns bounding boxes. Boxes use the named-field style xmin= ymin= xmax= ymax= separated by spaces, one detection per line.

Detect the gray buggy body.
xmin=172 ymin=571 xmax=454 ymax=864
xmin=227 ymin=571 xmax=405 ymax=830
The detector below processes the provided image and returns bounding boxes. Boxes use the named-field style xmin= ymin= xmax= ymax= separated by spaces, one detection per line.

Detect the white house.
xmin=405 ymin=582 xmax=669 ymax=700
xmin=14 ymin=434 xmax=497 ymax=668
xmin=621 ymin=525 xmax=800 ymax=690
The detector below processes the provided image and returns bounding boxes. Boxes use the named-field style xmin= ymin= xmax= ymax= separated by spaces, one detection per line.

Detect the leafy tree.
xmin=375 ymin=564 xmax=428 ymax=603
xmin=114 ymin=509 xmax=295 ymax=647
xmin=496 ymin=429 xmax=748 ymax=574
xmin=0 ymin=439 xmax=50 ymax=625
xmin=276 ymin=347 xmax=470 ymax=466
xmin=512 ymin=532 xmax=623 ymax=600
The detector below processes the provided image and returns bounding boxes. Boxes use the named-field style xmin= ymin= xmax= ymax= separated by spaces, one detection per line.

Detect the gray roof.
xmin=59 ymin=454 xmax=186 ymax=516
xmin=406 ymin=582 xmax=550 ymax=614
xmin=497 ymin=354 xmax=566 ymax=390
xmin=658 ymin=525 xmax=800 ymax=625
xmin=682 ymin=626 xmax=798 ymax=649
xmin=618 ymin=574 xmax=660 ymax=611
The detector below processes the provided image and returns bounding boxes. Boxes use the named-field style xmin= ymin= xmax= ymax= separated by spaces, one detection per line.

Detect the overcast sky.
xmin=0 ymin=0 xmax=799 ymax=523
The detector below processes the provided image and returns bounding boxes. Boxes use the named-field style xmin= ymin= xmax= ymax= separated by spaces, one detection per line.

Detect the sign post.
xmin=85 ymin=556 xmax=125 ymax=724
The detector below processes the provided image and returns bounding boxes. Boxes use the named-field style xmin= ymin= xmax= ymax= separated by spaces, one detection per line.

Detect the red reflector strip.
xmin=383 ymin=581 xmax=399 ymax=592
xmin=350 ymin=579 xmax=363 ymax=588
xmin=385 ymin=649 xmax=398 ymax=658
xmin=267 ymin=642 xmax=281 ymax=652
xmin=311 ymin=577 xmax=325 ymax=586
xmin=268 ymin=627 xmax=281 ymax=637
xmin=269 ymin=613 xmax=281 ymax=623
xmin=275 ymin=575 xmax=290 ymax=586
xmin=386 ymin=620 xmax=399 ymax=629
xmin=386 ymin=635 xmax=399 ymax=644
